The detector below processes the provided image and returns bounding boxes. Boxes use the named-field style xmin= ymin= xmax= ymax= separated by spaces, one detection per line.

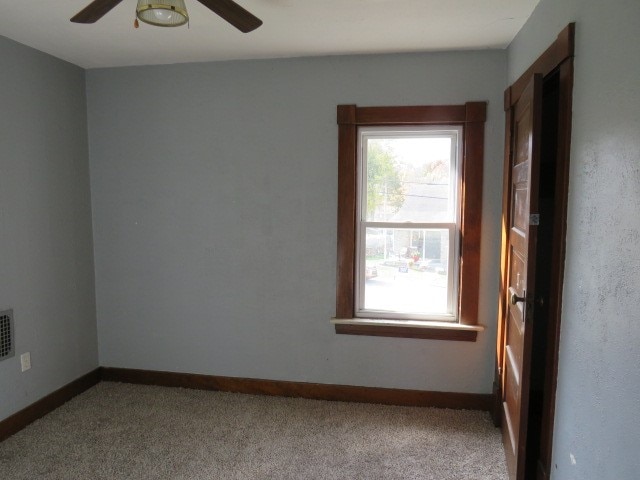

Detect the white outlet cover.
xmin=21 ymin=352 xmax=31 ymax=372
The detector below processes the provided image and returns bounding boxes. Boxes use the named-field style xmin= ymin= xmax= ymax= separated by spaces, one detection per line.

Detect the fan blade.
xmin=197 ymin=0 xmax=263 ymax=33
xmin=71 ymin=0 xmax=124 ymax=23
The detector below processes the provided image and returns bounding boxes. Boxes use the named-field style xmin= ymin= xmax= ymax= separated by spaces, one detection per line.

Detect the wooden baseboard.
xmin=0 ymin=366 xmax=492 ymax=443
xmin=101 ymin=367 xmax=492 ymax=411
xmin=0 ymin=368 xmax=101 ymax=442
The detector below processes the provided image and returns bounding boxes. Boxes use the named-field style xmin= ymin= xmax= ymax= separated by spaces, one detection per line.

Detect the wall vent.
xmin=0 ymin=309 xmax=14 ymax=361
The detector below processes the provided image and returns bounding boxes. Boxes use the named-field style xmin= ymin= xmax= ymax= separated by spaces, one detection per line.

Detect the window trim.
xmin=334 ymin=103 xmax=486 ymax=341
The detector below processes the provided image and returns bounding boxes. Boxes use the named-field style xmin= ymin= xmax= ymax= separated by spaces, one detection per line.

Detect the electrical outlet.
xmin=20 ymin=352 xmax=31 ymax=372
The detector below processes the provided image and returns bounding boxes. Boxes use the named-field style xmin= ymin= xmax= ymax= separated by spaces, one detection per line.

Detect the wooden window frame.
xmin=333 ymin=103 xmax=486 ymax=341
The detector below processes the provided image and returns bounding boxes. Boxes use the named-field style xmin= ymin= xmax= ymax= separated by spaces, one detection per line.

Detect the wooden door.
xmin=501 ymin=73 xmax=543 ymax=480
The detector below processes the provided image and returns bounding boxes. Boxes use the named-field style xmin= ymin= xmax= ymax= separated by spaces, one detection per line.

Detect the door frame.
xmin=493 ymin=23 xmax=575 ymax=480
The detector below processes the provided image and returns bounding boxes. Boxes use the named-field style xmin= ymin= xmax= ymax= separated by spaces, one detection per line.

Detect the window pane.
xmin=363 ymin=228 xmax=451 ymax=316
xmin=365 ymin=136 xmax=455 ymax=223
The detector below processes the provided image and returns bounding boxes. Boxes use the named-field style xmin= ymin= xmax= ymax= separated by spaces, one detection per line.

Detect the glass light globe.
xmin=153 ymin=9 xmax=178 ymax=23
xmin=136 ymin=1 xmax=189 ymax=27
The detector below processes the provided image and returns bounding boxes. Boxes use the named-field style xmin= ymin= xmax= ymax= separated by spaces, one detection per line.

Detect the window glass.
xmin=357 ymin=128 xmax=461 ymax=320
xmin=364 ymin=136 xmax=456 ymax=223
xmin=363 ymin=228 xmax=450 ymax=315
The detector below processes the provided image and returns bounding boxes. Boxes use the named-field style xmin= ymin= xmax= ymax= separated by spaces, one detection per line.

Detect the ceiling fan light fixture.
xmin=136 ymin=0 xmax=189 ymax=27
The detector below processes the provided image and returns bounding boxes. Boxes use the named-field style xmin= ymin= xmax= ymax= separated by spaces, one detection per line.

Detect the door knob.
xmin=509 ymin=288 xmax=526 ymax=305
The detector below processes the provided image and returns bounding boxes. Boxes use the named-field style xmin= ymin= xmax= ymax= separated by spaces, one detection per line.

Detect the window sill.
xmin=331 ymin=318 xmax=483 ymax=342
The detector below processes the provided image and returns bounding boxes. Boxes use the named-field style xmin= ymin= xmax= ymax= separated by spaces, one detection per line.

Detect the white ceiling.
xmin=0 ymin=0 xmax=539 ymax=69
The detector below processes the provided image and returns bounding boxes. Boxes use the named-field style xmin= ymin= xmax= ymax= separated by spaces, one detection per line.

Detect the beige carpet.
xmin=0 ymin=382 xmax=507 ymax=479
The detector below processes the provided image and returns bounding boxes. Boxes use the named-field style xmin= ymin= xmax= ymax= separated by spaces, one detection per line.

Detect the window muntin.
xmin=356 ymin=127 xmax=462 ymax=321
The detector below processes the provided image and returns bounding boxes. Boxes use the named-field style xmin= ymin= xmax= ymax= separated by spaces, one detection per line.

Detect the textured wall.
xmin=508 ymin=0 xmax=640 ymax=478
xmin=87 ymin=51 xmax=506 ymax=393
xmin=0 ymin=36 xmax=98 ymax=421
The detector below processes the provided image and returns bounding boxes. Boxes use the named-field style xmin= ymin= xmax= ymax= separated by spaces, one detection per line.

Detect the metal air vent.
xmin=0 ymin=309 xmax=14 ymax=361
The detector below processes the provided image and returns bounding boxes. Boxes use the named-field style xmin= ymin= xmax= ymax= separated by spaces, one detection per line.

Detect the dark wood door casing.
xmin=495 ymin=23 xmax=574 ymax=480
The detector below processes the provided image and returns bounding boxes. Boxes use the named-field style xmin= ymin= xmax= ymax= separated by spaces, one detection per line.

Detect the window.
xmin=333 ymin=103 xmax=486 ymax=341
xmin=357 ymin=127 xmax=461 ymax=320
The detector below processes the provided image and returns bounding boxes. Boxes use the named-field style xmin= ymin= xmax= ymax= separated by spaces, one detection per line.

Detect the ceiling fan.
xmin=71 ymin=0 xmax=262 ymax=33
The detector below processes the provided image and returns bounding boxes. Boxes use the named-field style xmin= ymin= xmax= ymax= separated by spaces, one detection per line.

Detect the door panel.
xmin=508 ymin=249 xmax=526 ymax=321
xmin=513 ymin=185 xmax=529 ymax=233
xmin=503 ymin=354 xmax=519 ymax=444
xmin=506 ymin=310 xmax=523 ymax=374
xmin=501 ymin=73 xmax=543 ymax=480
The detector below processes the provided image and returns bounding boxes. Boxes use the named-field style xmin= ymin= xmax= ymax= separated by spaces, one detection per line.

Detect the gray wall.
xmin=87 ymin=51 xmax=506 ymax=393
xmin=508 ymin=0 xmax=640 ymax=478
xmin=0 ymin=36 xmax=98 ymax=421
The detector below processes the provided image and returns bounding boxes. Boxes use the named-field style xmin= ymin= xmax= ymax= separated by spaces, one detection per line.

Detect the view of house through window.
xmin=356 ymin=127 xmax=462 ymax=321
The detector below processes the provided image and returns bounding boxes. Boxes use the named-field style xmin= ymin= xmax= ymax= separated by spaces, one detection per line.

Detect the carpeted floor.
xmin=0 ymin=382 xmax=507 ymax=479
